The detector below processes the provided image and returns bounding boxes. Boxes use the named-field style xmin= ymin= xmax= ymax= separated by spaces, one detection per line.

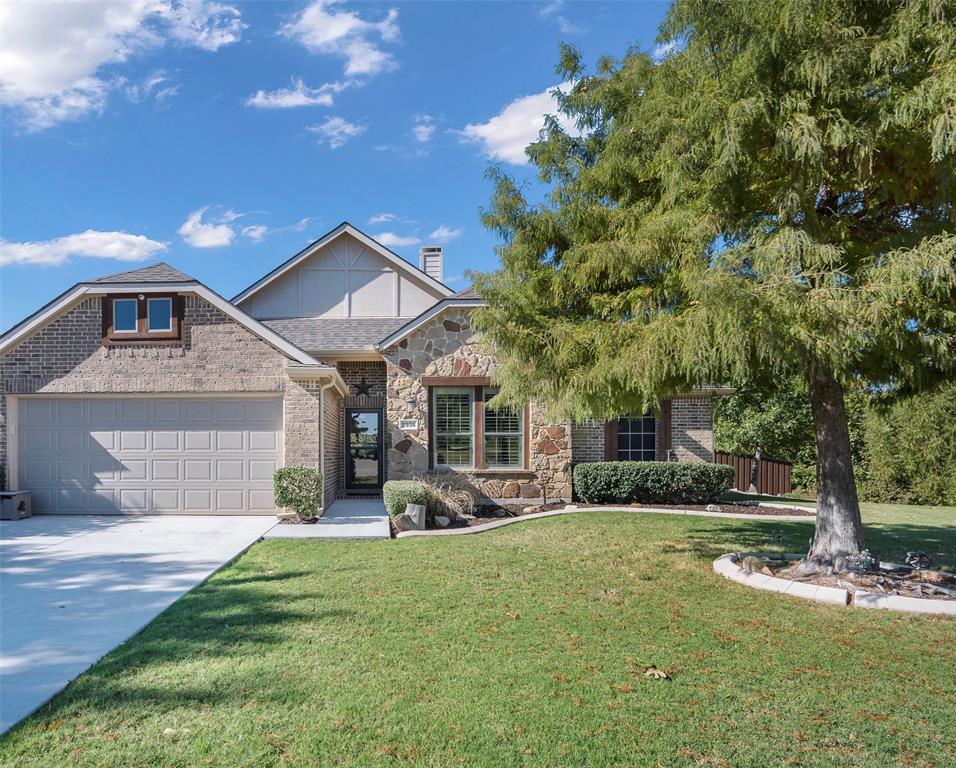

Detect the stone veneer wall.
xmin=671 ymin=396 xmax=714 ymax=462
xmin=0 ymin=295 xmax=332 ymax=493
xmin=381 ymin=309 xmax=572 ymax=500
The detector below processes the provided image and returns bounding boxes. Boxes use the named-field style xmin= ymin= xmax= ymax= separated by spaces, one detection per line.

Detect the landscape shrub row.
xmin=573 ymin=461 xmax=734 ymax=505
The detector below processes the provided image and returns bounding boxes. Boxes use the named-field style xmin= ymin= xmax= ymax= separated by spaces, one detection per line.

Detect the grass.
xmin=2 ymin=507 xmax=954 ymax=767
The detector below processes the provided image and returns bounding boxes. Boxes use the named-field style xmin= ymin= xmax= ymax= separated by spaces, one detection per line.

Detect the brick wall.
xmin=322 ymin=386 xmax=344 ymax=506
xmin=571 ymin=421 xmax=605 ymax=462
xmin=671 ymin=396 xmax=714 ymax=462
xmin=0 ymin=295 xmax=334 ymax=497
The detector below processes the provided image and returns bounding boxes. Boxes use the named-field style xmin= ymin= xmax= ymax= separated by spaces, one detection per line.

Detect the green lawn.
xmin=2 ymin=507 xmax=954 ymax=768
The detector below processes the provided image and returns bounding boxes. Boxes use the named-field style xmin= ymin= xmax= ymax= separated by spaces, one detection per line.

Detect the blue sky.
xmin=0 ymin=1 xmax=668 ymax=329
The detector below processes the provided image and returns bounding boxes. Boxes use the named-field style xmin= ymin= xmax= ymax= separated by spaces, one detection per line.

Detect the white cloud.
xmin=459 ymin=83 xmax=576 ymax=165
xmin=444 ymin=274 xmax=464 ymax=284
xmin=178 ymin=206 xmax=240 ymax=248
xmin=0 ymin=1 xmax=242 ymax=131
xmin=374 ymin=231 xmax=421 ymax=248
xmin=307 ymin=116 xmax=366 ymax=148
xmin=537 ymin=0 xmax=586 ymax=34
xmin=159 ymin=0 xmax=245 ymax=52
xmin=412 ymin=113 xmax=436 ymax=143
xmin=0 ymin=230 xmax=167 ymax=267
xmin=123 ymin=70 xmax=180 ymax=104
xmin=427 ymin=226 xmax=462 ymax=244
xmin=281 ymin=1 xmax=400 ymax=78
xmin=653 ymin=40 xmax=683 ymax=60
xmin=242 ymin=224 xmax=269 ymax=242
xmin=245 ymin=77 xmax=347 ymax=109
xmin=368 ymin=212 xmax=399 ymax=225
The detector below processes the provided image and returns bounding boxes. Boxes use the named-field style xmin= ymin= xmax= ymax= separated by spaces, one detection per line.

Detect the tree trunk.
xmin=804 ymin=363 xmax=864 ymax=568
xmin=748 ymin=445 xmax=761 ymax=493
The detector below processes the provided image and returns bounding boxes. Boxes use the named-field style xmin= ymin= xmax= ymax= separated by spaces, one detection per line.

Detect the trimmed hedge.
xmin=573 ymin=461 xmax=734 ymax=505
xmin=274 ymin=467 xmax=323 ymax=520
xmin=383 ymin=480 xmax=428 ymax=518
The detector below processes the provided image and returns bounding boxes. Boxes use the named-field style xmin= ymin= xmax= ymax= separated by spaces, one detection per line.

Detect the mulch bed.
xmin=757 ymin=558 xmax=956 ymax=601
xmin=429 ymin=500 xmax=813 ymax=530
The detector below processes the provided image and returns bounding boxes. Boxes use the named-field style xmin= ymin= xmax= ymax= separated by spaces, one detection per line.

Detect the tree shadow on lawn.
xmin=674 ymin=518 xmax=956 ymax=570
xmin=18 ymin=571 xmax=356 ymax=728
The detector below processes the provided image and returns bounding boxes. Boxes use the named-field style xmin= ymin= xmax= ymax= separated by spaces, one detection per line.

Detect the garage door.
xmin=16 ymin=397 xmax=282 ymax=514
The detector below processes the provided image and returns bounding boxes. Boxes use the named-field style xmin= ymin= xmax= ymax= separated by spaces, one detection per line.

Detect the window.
xmin=112 ymin=299 xmax=137 ymax=333
xmin=103 ymin=294 xmax=181 ymax=343
xmin=433 ymin=388 xmax=474 ymax=467
xmin=483 ymin=388 xmax=523 ymax=467
xmin=147 ymin=297 xmax=172 ymax=332
xmin=617 ymin=414 xmax=656 ymax=461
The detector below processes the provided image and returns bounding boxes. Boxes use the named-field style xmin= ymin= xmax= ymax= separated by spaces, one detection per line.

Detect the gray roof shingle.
xmin=261 ymin=317 xmax=413 ymax=352
xmin=454 ymin=284 xmax=480 ymax=298
xmin=91 ymin=262 xmax=195 ymax=284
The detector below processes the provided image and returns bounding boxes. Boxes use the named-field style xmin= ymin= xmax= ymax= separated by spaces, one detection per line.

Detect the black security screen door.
xmin=346 ymin=408 xmax=383 ymax=490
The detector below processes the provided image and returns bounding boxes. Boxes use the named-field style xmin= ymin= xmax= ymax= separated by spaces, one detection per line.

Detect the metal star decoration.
xmin=353 ymin=375 xmax=372 ymax=398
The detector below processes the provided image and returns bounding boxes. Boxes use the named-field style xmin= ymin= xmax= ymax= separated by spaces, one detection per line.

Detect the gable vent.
xmin=419 ymin=246 xmax=443 ymax=284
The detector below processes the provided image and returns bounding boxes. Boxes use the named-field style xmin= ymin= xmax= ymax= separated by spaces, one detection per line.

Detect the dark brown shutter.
xmin=657 ymin=399 xmax=672 ymax=461
xmin=604 ymin=420 xmax=618 ymax=461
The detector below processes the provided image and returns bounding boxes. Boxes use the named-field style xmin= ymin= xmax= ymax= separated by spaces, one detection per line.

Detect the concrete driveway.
xmin=0 ymin=515 xmax=276 ymax=733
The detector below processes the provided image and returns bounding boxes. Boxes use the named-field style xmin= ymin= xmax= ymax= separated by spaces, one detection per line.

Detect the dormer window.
xmin=147 ymin=297 xmax=172 ymax=332
xmin=113 ymin=299 xmax=138 ymax=333
xmin=103 ymin=294 xmax=182 ymax=344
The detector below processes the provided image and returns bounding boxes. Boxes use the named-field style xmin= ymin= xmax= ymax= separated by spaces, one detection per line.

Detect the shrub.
xmin=273 ymin=467 xmax=323 ymax=521
xmin=573 ymin=461 xmax=734 ymax=505
xmin=383 ymin=480 xmax=428 ymax=518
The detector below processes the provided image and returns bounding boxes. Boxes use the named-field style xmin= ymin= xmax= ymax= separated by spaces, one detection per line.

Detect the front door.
xmin=346 ymin=408 xmax=384 ymax=491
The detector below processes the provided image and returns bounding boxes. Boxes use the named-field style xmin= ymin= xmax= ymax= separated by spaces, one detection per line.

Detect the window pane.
xmin=485 ymin=403 xmax=521 ymax=433
xmin=148 ymin=298 xmax=172 ymax=331
xmin=434 ymin=391 xmax=471 ymax=433
xmin=485 ymin=435 xmax=521 ymax=467
xmin=436 ymin=435 xmax=472 ymax=466
xmin=113 ymin=299 xmax=137 ymax=332
xmin=616 ymin=412 xmax=656 ymax=462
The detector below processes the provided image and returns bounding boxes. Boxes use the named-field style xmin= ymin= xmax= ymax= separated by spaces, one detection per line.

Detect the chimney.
xmin=419 ymin=246 xmax=443 ymax=284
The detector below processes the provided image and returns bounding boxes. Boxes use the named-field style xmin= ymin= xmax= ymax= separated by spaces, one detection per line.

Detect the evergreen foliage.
xmin=382 ymin=480 xmax=429 ymax=518
xmin=273 ymin=467 xmax=323 ymax=521
xmin=473 ymin=0 xmax=956 ymax=564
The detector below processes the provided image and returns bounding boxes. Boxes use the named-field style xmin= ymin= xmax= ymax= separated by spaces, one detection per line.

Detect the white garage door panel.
xmin=17 ymin=397 xmax=282 ymax=515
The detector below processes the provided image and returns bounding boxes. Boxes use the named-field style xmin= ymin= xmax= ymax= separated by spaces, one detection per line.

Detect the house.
xmin=0 ymin=223 xmax=719 ymax=515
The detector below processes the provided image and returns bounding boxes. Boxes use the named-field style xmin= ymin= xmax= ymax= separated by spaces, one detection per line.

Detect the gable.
xmin=235 ymin=226 xmax=451 ymax=321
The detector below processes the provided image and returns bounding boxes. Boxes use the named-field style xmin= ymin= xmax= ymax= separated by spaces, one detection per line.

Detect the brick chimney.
xmin=419 ymin=246 xmax=443 ymax=284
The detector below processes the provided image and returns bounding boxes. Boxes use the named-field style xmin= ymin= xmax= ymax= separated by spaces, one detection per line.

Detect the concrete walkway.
xmin=0 ymin=515 xmax=276 ymax=734
xmin=264 ymin=498 xmax=390 ymax=540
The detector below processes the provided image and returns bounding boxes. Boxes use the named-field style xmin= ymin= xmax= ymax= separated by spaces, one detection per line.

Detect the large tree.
xmin=473 ymin=0 xmax=956 ymax=568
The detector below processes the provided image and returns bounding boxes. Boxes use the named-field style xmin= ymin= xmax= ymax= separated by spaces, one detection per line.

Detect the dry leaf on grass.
xmin=644 ymin=666 xmax=669 ymax=679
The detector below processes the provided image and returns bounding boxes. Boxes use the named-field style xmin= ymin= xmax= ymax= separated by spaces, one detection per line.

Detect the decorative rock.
xmin=434 ymin=515 xmax=451 ymax=528
xmin=705 ymin=504 xmax=721 ymax=513
xmin=442 ymin=319 xmax=461 ymax=332
xmin=519 ymin=483 xmax=540 ymax=498
xmin=276 ymin=511 xmax=297 ymax=521
xmin=502 ymin=481 xmax=521 ymax=498
xmin=394 ymin=439 xmax=412 ymax=454
xmin=523 ymin=505 xmax=539 ymax=515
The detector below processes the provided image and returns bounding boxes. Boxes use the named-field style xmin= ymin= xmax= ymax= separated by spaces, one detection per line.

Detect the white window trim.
xmin=146 ymin=297 xmax=173 ymax=332
xmin=483 ymin=387 xmax=525 ymax=469
xmin=432 ymin=386 xmax=474 ymax=469
xmin=112 ymin=298 xmax=138 ymax=334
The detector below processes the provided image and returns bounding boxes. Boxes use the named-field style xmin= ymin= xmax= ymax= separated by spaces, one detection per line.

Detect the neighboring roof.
xmin=231 ymin=222 xmax=455 ymax=305
xmin=91 ymin=262 xmax=195 ymax=284
xmin=377 ymin=296 xmax=487 ymax=350
xmin=454 ymin=284 xmax=481 ymax=299
xmin=262 ymin=317 xmax=412 ymax=353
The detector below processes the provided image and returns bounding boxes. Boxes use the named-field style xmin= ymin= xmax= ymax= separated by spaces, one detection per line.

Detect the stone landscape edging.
xmin=713 ymin=552 xmax=956 ymax=616
xmin=395 ymin=504 xmax=816 ymax=539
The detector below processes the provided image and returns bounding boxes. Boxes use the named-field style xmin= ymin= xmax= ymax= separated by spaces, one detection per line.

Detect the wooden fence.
xmin=714 ymin=451 xmax=792 ymax=495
